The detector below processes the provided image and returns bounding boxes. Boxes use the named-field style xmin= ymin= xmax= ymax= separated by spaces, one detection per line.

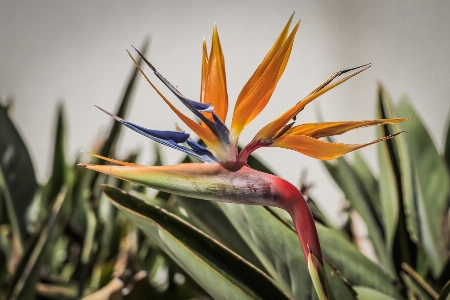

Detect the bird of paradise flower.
xmin=80 ymin=15 xmax=406 ymax=299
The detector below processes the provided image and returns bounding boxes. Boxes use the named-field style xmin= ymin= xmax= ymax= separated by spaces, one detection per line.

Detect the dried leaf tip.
xmin=308 ymin=63 xmax=372 ymax=96
xmin=95 ymin=105 xmax=123 ymax=122
xmin=131 ymin=45 xmax=156 ymax=71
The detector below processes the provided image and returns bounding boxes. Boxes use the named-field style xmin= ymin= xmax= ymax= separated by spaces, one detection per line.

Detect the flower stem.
xmin=273 ymin=177 xmax=331 ymax=299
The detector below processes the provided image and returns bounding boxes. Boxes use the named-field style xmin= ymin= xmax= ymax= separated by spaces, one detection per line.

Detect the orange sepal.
xmin=230 ymin=20 xmax=300 ymax=138
xmin=286 ymin=118 xmax=408 ymax=138
xmin=203 ymin=24 xmax=228 ymax=122
xmin=235 ymin=14 xmax=294 ymax=108
xmin=200 ymin=38 xmax=208 ymax=104
xmin=200 ymin=39 xmax=213 ymax=128
xmin=271 ymin=132 xmax=402 ymax=160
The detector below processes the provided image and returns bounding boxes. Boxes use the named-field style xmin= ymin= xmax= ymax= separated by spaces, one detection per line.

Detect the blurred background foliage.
xmin=1 ymin=51 xmax=449 ymax=299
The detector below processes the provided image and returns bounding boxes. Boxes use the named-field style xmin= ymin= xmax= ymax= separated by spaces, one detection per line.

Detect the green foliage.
xmin=324 ymin=85 xmax=450 ymax=299
xmin=0 ymin=101 xmax=38 ymax=247
xmin=1 ymin=64 xmax=449 ymax=300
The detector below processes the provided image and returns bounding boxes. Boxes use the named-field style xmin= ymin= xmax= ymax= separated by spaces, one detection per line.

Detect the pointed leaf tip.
xmin=308 ymin=63 xmax=371 ymax=96
xmin=95 ymin=105 xmax=123 ymax=122
xmin=131 ymin=45 xmax=156 ymax=71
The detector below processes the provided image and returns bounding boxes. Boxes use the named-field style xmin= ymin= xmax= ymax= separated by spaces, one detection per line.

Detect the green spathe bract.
xmin=80 ymin=161 xmax=322 ymax=264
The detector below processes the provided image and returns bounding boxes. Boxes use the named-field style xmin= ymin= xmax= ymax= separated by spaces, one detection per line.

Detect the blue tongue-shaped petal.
xmin=95 ymin=106 xmax=216 ymax=163
xmin=132 ymin=46 xmax=227 ymax=143
xmin=212 ymin=113 xmax=230 ymax=144
xmin=125 ymin=123 xmax=189 ymax=143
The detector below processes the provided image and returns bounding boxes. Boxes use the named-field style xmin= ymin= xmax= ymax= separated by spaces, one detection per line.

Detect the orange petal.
xmin=200 ymin=39 xmax=211 ymax=128
xmin=254 ymin=65 xmax=372 ymax=140
xmin=286 ymin=118 xmax=408 ymax=138
xmin=231 ymin=20 xmax=300 ymax=138
xmin=203 ymin=24 xmax=228 ymax=122
xmin=127 ymin=51 xmax=225 ymax=158
xmin=270 ymin=132 xmax=402 ymax=160
xmin=235 ymin=14 xmax=294 ymax=108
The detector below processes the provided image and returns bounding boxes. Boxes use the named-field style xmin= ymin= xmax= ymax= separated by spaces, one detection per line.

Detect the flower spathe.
xmin=80 ymin=14 xmax=406 ymax=300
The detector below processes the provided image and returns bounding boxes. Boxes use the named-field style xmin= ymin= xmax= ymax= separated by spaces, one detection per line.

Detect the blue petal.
xmin=96 ymin=105 xmax=217 ymax=163
xmin=212 ymin=113 xmax=230 ymax=144
xmin=124 ymin=121 xmax=189 ymax=143
xmin=122 ymin=121 xmax=215 ymax=163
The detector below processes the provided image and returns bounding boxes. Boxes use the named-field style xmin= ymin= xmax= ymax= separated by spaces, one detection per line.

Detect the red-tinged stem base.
xmin=272 ymin=178 xmax=323 ymax=263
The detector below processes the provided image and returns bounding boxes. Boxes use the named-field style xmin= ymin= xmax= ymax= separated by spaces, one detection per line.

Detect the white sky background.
xmin=1 ymin=1 xmax=449 ymax=223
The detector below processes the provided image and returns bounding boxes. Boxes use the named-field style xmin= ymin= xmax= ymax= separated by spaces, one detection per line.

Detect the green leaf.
xmin=376 ymin=87 xmax=402 ymax=263
xmin=174 ymin=195 xmax=266 ymax=271
xmin=377 ymin=139 xmax=399 ymax=257
xmin=262 ymin=206 xmax=399 ymax=297
xmin=401 ymin=262 xmax=439 ymax=300
xmin=45 ymin=104 xmax=67 ymax=204
xmin=304 ymin=196 xmax=337 ymax=228
xmin=445 ymin=114 xmax=450 ymax=172
xmin=353 ymin=286 xmax=397 ymax=300
xmin=317 ymin=223 xmax=400 ymax=298
xmin=218 ymin=203 xmax=357 ymax=299
xmin=153 ymin=144 xmax=171 ymax=200
xmin=103 ymin=185 xmax=290 ymax=300
xmin=351 ymin=152 xmax=380 ymax=221
xmin=376 ymin=86 xmax=417 ymax=270
xmin=398 ymin=97 xmax=450 ymax=276
xmin=323 ymin=158 xmax=396 ymax=278
xmin=6 ymin=188 xmax=67 ymax=300
xmin=0 ymin=102 xmax=38 ymax=248
xmin=218 ymin=203 xmax=310 ymax=298
xmin=438 ymin=279 xmax=450 ymax=300
xmin=401 ymin=273 xmax=435 ymax=300
xmin=27 ymin=104 xmax=67 ymax=229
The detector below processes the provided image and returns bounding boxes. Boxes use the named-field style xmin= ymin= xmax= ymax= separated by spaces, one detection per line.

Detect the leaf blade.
xmin=398 ymin=97 xmax=450 ymax=276
xmin=0 ymin=102 xmax=38 ymax=248
xmin=7 ymin=188 xmax=67 ymax=300
xmin=323 ymin=158 xmax=396 ymax=278
xmin=219 ymin=203 xmax=358 ymax=299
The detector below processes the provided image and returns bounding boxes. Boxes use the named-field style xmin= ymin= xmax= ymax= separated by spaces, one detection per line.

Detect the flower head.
xmin=95 ymin=15 xmax=403 ymax=165
xmin=80 ymin=15 xmax=406 ymax=299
